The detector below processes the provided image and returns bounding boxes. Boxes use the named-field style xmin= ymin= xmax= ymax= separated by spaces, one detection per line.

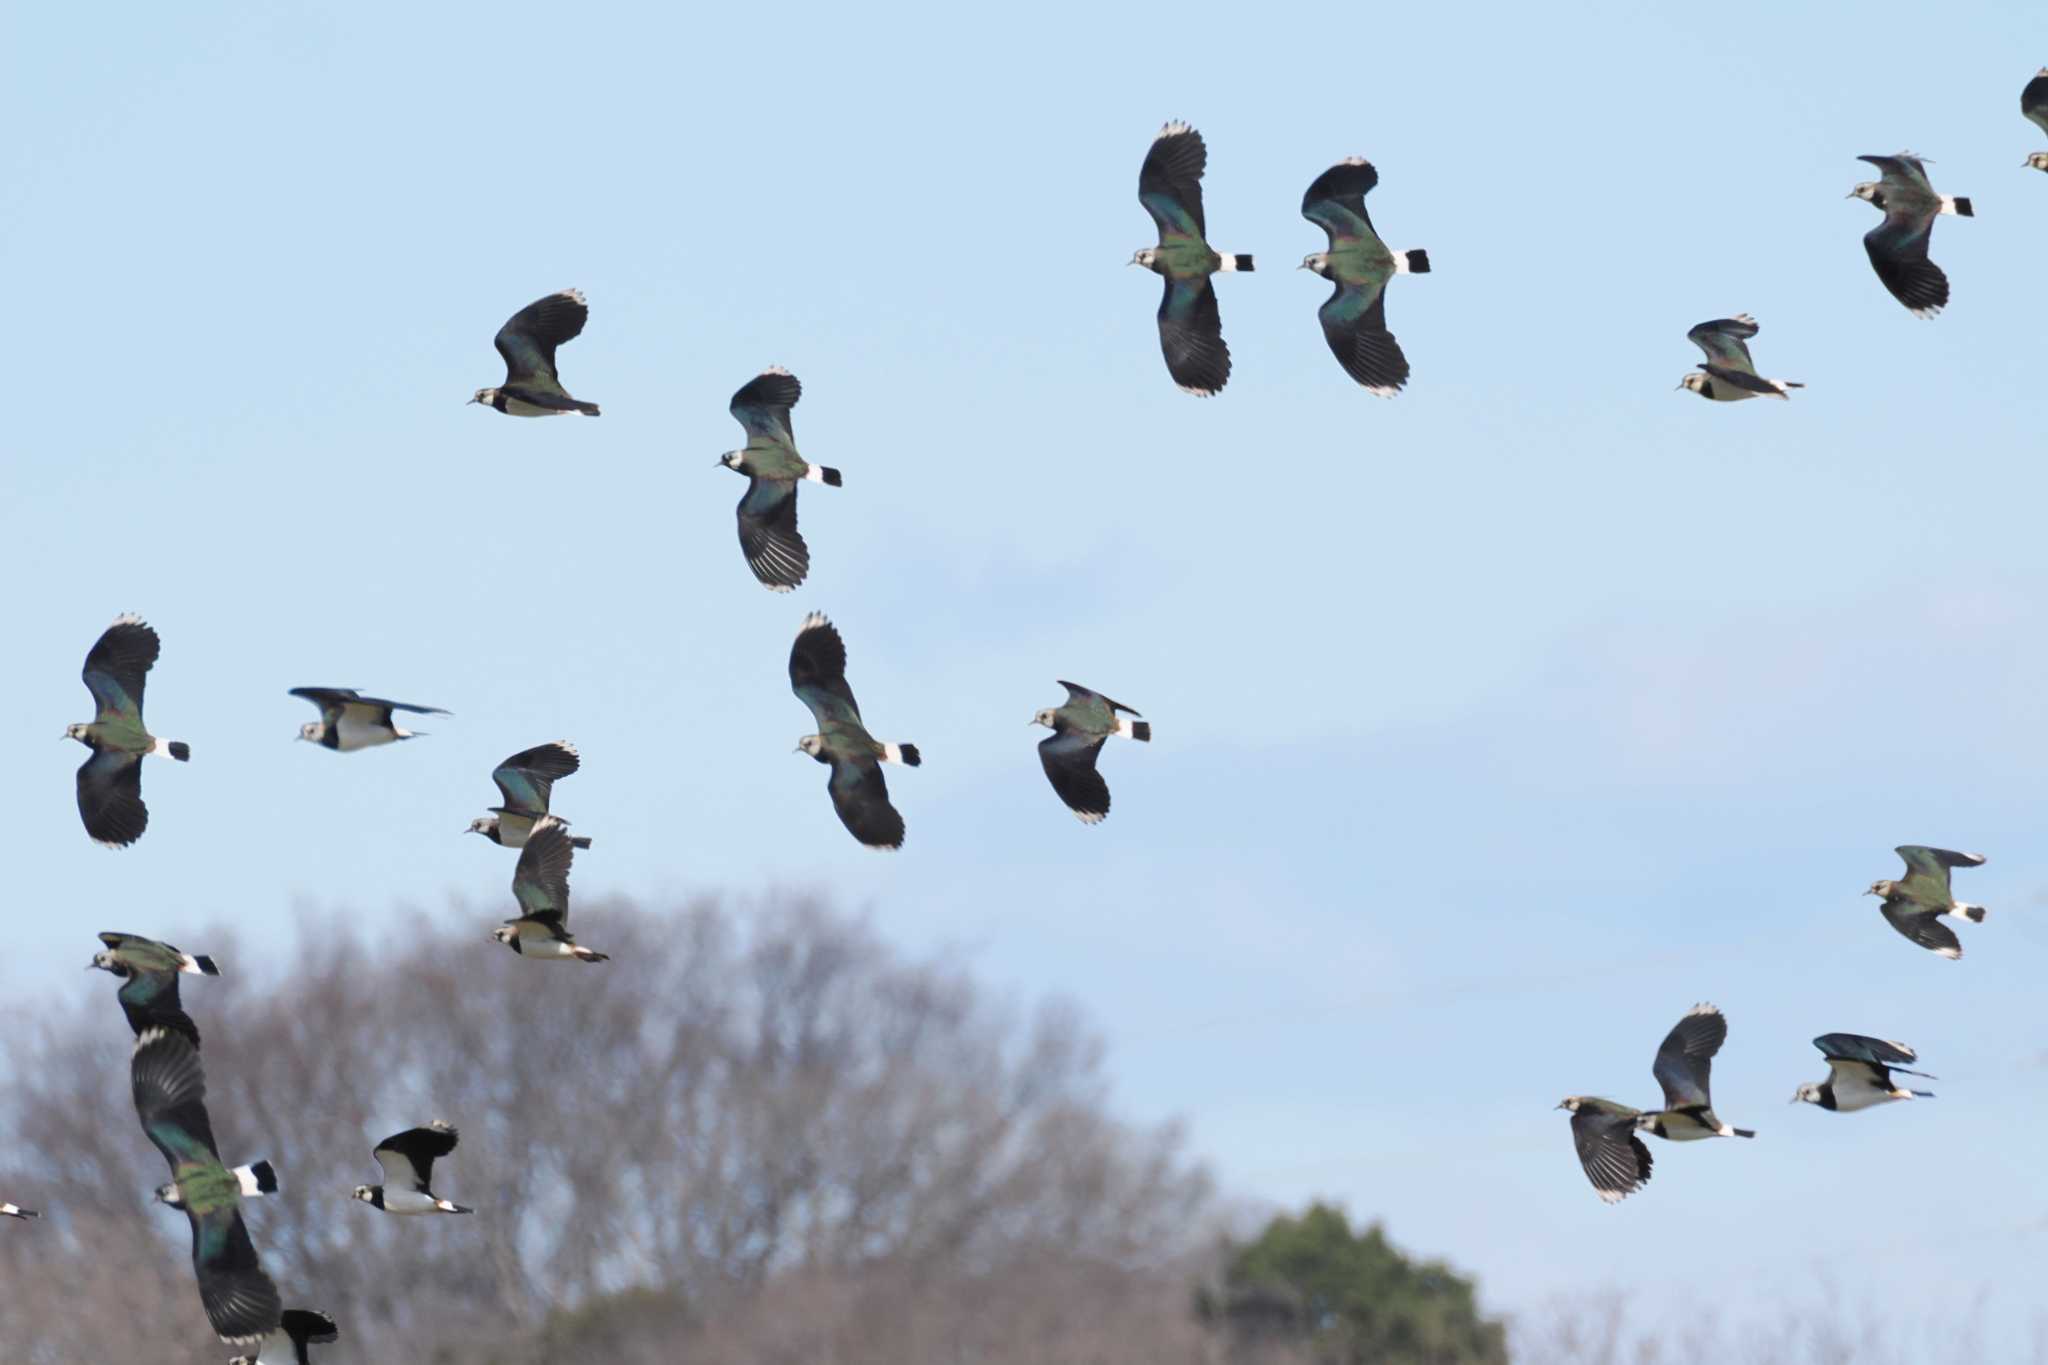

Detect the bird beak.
xmin=1674 ymin=381 xmax=1686 ymax=390
xmin=1844 ymin=189 xmax=1858 ymax=198
xmin=466 ymin=395 xmax=481 ymax=405
xmin=1296 ymin=261 xmax=1308 ymax=270
xmin=792 ymin=745 xmax=805 ymax=754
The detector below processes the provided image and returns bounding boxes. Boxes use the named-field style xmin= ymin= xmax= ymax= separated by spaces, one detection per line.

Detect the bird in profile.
xmin=2023 ymin=69 xmax=2048 ymax=171
xmin=92 ymin=931 xmax=219 ymax=1049
xmin=1032 ymin=681 xmax=1150 ymax=824
xmin=1299 ymin=158 xmax=1430 ymax=395
xmin=129 ymin=1027 xmax=282 ymax=1349
xmin=494 ymin=816 xmax=609 ymax=962
xmin=1848 ymin=154 xmax=1973 ymax=317
xmin=352 ymin=1121 xmax=474 ymax=1215
xmin=1793 ymin=1034 xmax=1936 ymax=1112
xmin=468 ymin=741 xmax=591 ymax=849
xmin=229 ymin=1309 xmax=340 ymax=1365
xmin=718 ymin=367 xmax=841 ymax=592
xmin=1636 ymin=1003 xmax=1756 ymax=1142
xmin=66 ymin=614 xmax=189 ymax=847
xmin=1555 ymin=1097 xmax=1652 ymax=1205
xmin=1 ymin=1202 xmax=38 ymax=1220
xmin=1132 ymin=121 xmax=1253 ymax=396
xmin=470 ymin=289 xmax=601 ymax=416
xmin=290 ymin=688 xmax=449 ymax=751
xmin=1676 ymin=315 xmax=1803 ymax=401
xmin=1868 ymin=845 xmax=1986 ymax=959
xmin=788 ymin=613 xmax=919 ymax=849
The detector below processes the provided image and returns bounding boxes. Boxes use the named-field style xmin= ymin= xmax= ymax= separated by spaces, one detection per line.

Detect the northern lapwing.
xmin=158 ymin=1159 xmax=277 ymax=1209
xmin=493 ymin=816 xmax=608 ymax=962
xmin=0 ymin=1202 xmax=35 ymax=1221
xmin=2023 ymin=69 xmax=2048 ymax=171
xmin=1793 ymin=1034 xmax=1936 ymax=1112
xmin=788 ymin=613 xmax=919 ymax=850
xmin=1677 ymin=315 xmax=1803 ymax=401
xmin=1849 ymin=154 xmax=1973 ymax=318
xmin=352 ymin=1121 xmax=473 ymax=1215
xmin=470 ymin=289 xmax=600 ymax=416
xmin=92 ymin=931 xmax=218 ymax=1049
xmin=1032 ymin=681 xmax=1150 ymax=824
xmin=1637 ymin=1003 xmax=1755 ymax=1142
xmin=130 ymin=1027 xmax=282 ymax=1349
xmin=1132 ymin=122 xmax=1253 ymax=396
xmin=66 ymin=614 xmax=188 ymax=847
xmin=468 ymin=741 xmax=591 ymax=850
xmin=1554 ymin=1097 xmax=1652 ymax=1205
xmin=229 ymin=1309 xmax=339 ymax=1365
xmin=719 ymin=367 xmax=841 ymax=592
xmin=1868 ymin=845 xmax=1986 ymax=959
xmin=1299 ymin=158 xmax=1429 ymax=395
xmin=290 ymin=688 xmax=449 ymax=751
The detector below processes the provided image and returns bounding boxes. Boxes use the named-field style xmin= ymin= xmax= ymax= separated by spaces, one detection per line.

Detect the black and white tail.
xmin=1939 ymin=195 xmax=1974 ymax=217
xmin=570 ymin=834 xmax=594 ymax=850
xmin=1731 ymin=1127 xmax=1757 ymax=1138
xmin=180 ymin=951 xmax=219 ymax=977
xmin=1217 ymin=254 xmax=1254 ymax=272
xmin=153 ymin=738 xmax=191 ymax=761
xmin=1955 ymin=902 xmax=1987 ymax=923
xmin=883 ymin=742 xmax=921 ymax=767
xmin=1118 ymin=718 xmax=1152 ymax=742
xmin=236 ymin=1161 xmax=279 ymax=1197
xmin=1398 ymin=249 xmax=1432 ymax=275
xmin=805 ymin=465 xmax=843 ymax=487
xmin=0 ymin=1203 xmax=37 ymax=1219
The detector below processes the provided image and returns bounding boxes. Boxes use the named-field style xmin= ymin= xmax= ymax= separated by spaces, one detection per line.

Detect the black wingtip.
xmin=165 ymin=741 xmax=191 ymax=761
xmin=1404 ymin=249 xmax=1432 ymax=274
xmin=1128 ymin=721 xmax=1153 ymax=742
xmin=1732 ymin=1128 xmax=1757 ymax=1138
xmin=1231 ymin=254 xmax=1255 ymax=272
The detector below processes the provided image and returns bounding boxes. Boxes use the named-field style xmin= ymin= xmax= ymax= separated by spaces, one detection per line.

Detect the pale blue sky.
xmin=7 ymin=0 xmax=2048 ymax=1342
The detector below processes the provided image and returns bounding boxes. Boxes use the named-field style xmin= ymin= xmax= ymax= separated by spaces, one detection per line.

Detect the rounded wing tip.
xmin=798 ymin=611 xmax=832 ymax=633
xmin=1158 ymin=119 xmax=1194 ymax=138
xmin=560 ymin=287 xmax=587 ymax=304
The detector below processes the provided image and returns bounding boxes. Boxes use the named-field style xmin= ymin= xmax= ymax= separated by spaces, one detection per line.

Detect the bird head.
xmin=1865 ymin=879 xmax=1893 ymax=898
xmin=350 ymin=1184 xmax=376 ymax=1204
xmin=296 ymin=721 xmax=325 ymax=744
xmin=1791 ymin=1083 xmax=1822 ymax=1105
xmin=2028 ymin=153 xmax=2048 ymax=171
xmin=1846 ymin=182 xmax=1880 ymax=205
xmin=63 ymin=723 xmax=90 ymax=744
xmin=795 ymin=734 xmax=828 ymax=762
xmin=1128 ymin=248 xmax=1158 ymax=269
xmin=1030 ymin=708 xmax=1057 ymax=729
xmin=1299 ymin=252 xmax=1331 ymax=278
xmin=88 ymin=950 xmax=125 ymax=976
xmin=1677 ymin=373 xmax=1708 ymax=395
xmin=717 ymin=450 xmax=745 ymax=472
xmin=466 ymin=817 xmax=496 ymax=839
xmin=469 ymin=387 xmax=497 ymax=407
xmin=153 ymin=1181 xmax=184 ymax=1208
xmin=1555 ymin=1097 xmax=1582 ymax=1113
xmin=491 ymin=925 xmax=521 ymax=950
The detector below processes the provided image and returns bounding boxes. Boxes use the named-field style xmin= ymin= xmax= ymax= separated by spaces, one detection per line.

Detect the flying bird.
xmin=2023 ymin=68 xmax=2048 ymax=171
xmin=1676 ymin=315 xmax=1803 ymax=401
xmin=352 ymin=1121 xmax=473 ymax=1215
xmin=1793 ymin=1034 xmax=1936 ymax=1112
xmin=718 ymin=367 xmax=841 ymax=592
xmin=468 ymin=741 xmax=591 ymax=849
xmin=130 ymin=1027 xmax=282 ymax=1349
xmin=1132 ymin=121 xmax=1254 ymax=396
xmin=229 ymin=1309 xmax=339 ymax=1365
xmin=158 ymin=1159 xmax=277 ymax=1209
xmin=788 ymin=613 xmax=920 ymax=849
xmin=290 ymin=688 xmax=449 ymax=751
xmin=92 ymin=931 xmax=219 ymax=1049
xmin=66 ymin=614 xmax=189 ymax=847
xmin=1554 ymin=1097 xmax=1652 ymax=1205
xmin=1848 ymin=154 xmax=1973 ymax=317
xmin=1868 ymin=845 xmax=1986 ymax=959
xmin=470 ymin=289 xmax=600 ymax=416
xmin=494 ymin=816 xmax=609 ymax=962
xmin=1299 ymin=158 xmax=1430 ymax=395
xmin=0 ymin=1202 xmax=35 ymax=1220
xmin=1032 ymin=681 xmax=1150 ymax=824
xmin=1637 ymin=1003 xmax=1755 ymax=1142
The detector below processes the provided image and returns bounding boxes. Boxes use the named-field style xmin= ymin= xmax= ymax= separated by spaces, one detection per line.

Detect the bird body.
xmin=1032 ymin=681 xmax=1150 ymax=824
xmin=1849 ymin=154 xmax=1972 ymax=318
xmin=1133 ymin=122 xmax=1253 ymax=396
xmin=788 ymin=613 xmax=919 ymax=849
xmin=67 ymin=615 xmax=189 ymax=847
xmin=1556 ymin=1096 xmax=1653 ymax=1204
xmin=494 ymin=816 xmax=609 ymax=962
xmin=1678 ymin=314 xmax=1803 ymax=401
xmin=353 ymin=1121 xmax=473 ymax=1215
xmin=719 ymin=368 xmax=841 ymax=591
xmin=94 ymin=931 xmax=218 ymax=1048
xmin=1637 ymin=1003 xmax=1755 ymax=1141
xmin=471 ymin=289 xmax=600 ymax=416
xmin=1868 ymin=845 xmax=1986 ymax=959
xmin=1299 ymin=158 xmax=1430 ymax=395
xmin=469 ymin=742 xmax=591 ymax=848
xmin=290 ymin=688 xmax=448 ymax=750
xmin=1794 ymin=1034 xmax=1935 ymax=1111
xmin=159 ymin=1160 xmax=277 ymax=1208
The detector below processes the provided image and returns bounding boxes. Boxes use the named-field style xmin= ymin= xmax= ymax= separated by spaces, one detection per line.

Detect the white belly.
xmin=1831 ymin=1074 xmax=1899 ymax=1112
xmin=494 ymin=812 xmax=537 ymax=847
xmin=334 ymin=713 xmax=397 ymax=751
xmin=380 ymin=1189 xmax=441 ymax=1214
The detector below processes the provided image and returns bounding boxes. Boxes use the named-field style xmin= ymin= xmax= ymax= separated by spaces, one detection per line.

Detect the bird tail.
xmin=153 ymin=738 xmax=191 ymax=761
xmin=1216 ymin=254 xmax=1254 ymax=273
xmin=573 ymin=947 xmax=610 ymax=964
xmin=1939 ymin=195 xmax=1973 ymax=217
xmin=1952 ymin=902 xmax=1987 ymax=923
xmin=0 ymin=1205 xmax=37 ymax=1219
xmin=570 ymin=834 xmax=594 ymax=850
xmin=574 ymin=401 xmax=602 ymax=416
xmin=1730 ymin=1127 xmax=1757 ymax=1138
xmin=435 ymin=1200 xmax=475 ymax=1214
xmin=237 ymin=1161 xmax=279 ymax=1197
xmin=882 ymin=742 xmax=921 ymax=767
xmin=180 ymin=952 xmax=220 ymax=977
xmin=1396 ymin=249 xmax=1431 ymax=275
xmin=1118 ymin=718 xmax=1152 ymax=742
xmin=1903 ymin=1089 xmax=1936 ymax=1100
xmin=805 ymin=465 xmax=843 ymax=487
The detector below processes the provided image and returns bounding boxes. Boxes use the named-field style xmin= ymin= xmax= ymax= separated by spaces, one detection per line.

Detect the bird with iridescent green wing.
xmin=1848 ymin=154 xmax=1972 ymax=318
xmin=468 ymin=741 xmax=591 ymax=850
xmin=65 ymin=614 xmax=189 ymax=848
xmin=718 ymin=367 xmax=841 ymax=592
xmin=470 ymin=289 xmax=600 ymax=416
xmin=1637 ymin=1003 xmax=1755 ymax=1142
xmin=789 ymin=613 xmax=919 ymax=849
xmin=1299 ymin=158 xmax=1430 ymax=395
xmin=1031 ymin=681 xmax=1150 ymax=825
xmin=1868 ymin=845 xmax=1986 ymax=959
xmin=129 ymin=1026 xmax=282 ymax=1350
xmin=92 ymin=931 xmax=219 ymax=1049
xmin=1131 ymin=122 xmax=1253 ymax=396
xmin=493 ymin=816 xmax=609 ymax=962
xmin=1677 ymin=315 xmax=1803 ymax=402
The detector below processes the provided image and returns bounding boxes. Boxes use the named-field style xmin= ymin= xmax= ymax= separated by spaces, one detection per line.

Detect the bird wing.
xmin=511 ymin=818 xmax=575 ymax=921
xmin=1880 ymin=897 xmax=1961 ymax=956
xmin=1651 ymin=1005 xmax=1726 ymax=1110
xmin=187 ymin=1204 xmax=282 ymax=1346
xmin=729 ymin=367 xmax=801 ymax=445
xmin=493 ymin=289 xmax=588 ymax=392
xmin=288 ymin=688 xmax=359 ymax=726
xmin=1318 ymin=282 xmax=1409 ymax=395
xmin=1813 ymin=1033 xmax=1918 ymax=1068
xmin=1157 ymin=275 xmax=1231 ymax=397
xmin=737 ymin=477 xmax=809 ymax=591
xmin=1300 ymin=158 xmax=1381 ymax=246
xmin=1859 ymin=154 xmax=1935 ymax=199
xmin=2027 ymin=69 xmax=2048 ymax=136
xmin=1569 ymin=1103 xmax=1652 ymax=1204
xmin=1685 ymin=316 xmax=1760 ymax=375
xmin=77 ymin=746 xmax=148 ymax=848
xmin=81 ymin=615 xmax=159 ymax=726
xmin=118 ymin=969 xmax=201 ymax=1049
xmin=1863 ymin=211 xmax=1947 ymax=317
xmin=824 ymin=744 xmax=905 ymax=850
xmin=1895 ymin=846 xmax=1980 ymax=904
xmin=490 ymin=742 xmax=580 ymax=819
xmin=374 ymin=1126 xmax=457 ymax=1190
xmin=788 ymin=614 xmax=864 ymax=730
xmin=345 ymin=695 xmax=449 ymax=719
xmin=1138 ymin=122 xmax=1208 ymax=241
xmin=1039 ymin=728 xmax=1112 ymax=824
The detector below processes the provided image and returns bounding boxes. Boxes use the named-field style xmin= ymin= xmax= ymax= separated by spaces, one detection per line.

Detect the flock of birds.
xmin=24 ymin=71 xmax=2048 ymax=1359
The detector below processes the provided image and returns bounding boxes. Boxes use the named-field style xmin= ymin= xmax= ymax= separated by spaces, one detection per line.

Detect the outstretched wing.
xmin=374 ymin=1125 xmax=458 ymax=1191
xmin=511 ymin=818 xmax=575 ymax=923
xmin=131 ymin=1028 xmax=224 ymax=1173
xmin=81 ymin=615 xmax=159 ymax=726
xmin=2026 ymin=68 xmax=2048 ymax=137
xmin=1157 ymin=275 xmax=1231 ymax=397
xmin=789 ymin=613 xmax=863 ymax=729
xmin=1039 ymin=728 xmax=1112 ymax=824
xmin=825 ymin=748 xmax=905 ymax=850
xmin=77 ymin=746 xmax=148 ymax=848
xmin=1880 ymin=898 xmax=1961 ymax=958
xmin=1686 ymin=316 xmax=1760 ymax=376
xmin=1859 ymin=154 xmax=1935 ymax=199
xmin=118 ymin=969 xmax=201 ymax=1048
xmin=1895 ymin=846 xmax=1981 ymax=905
xmin=1318 ymin=284 xmax=1408 ymax=395
xmin=737 ymin=478 xmax=808 ymax=591
xmin=491 ymin=742 xmax=580 ymax=819
xmin=1814 ymin=1033 xmax=1931 ymax=1076
xmin=1651 ymin=1005 xmax=1726 ymax=1110
xmin=1057 ymin=680 xmax=1141 ymax=717
xmin=188 ymin=1205 xmax=282 ymax=1346
xmin=1300 ymin=158 xmax=1381 ymax=245
xmin=1569 ymin=1103 xmax=1652 ymax=1205
xmin=730 ymin=367 xmax=801 ymax=446
xmin=1863 ymin=213 xmax=1947 ymax=317
xmin=1138 ymin=121 xmax=1208 ymax=242
xmin=494 ymin=289 xmax=587 ymax=392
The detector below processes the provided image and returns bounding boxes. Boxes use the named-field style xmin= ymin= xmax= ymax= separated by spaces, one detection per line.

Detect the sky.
xmin=6 ymin=0 xmax=2048 ymax=1344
